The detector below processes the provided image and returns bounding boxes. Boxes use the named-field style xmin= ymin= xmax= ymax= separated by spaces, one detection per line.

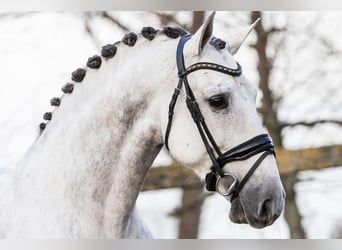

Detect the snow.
xmin=0 ymin=11 xmax=342 ymax=238
xmin=295 ymin=167 xmax=342 ymax=238
xmin=137 ymin=188 xmax=183 ymax=239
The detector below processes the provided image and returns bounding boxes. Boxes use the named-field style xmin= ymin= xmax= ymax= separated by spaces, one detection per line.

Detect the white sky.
xmin=0 ymin=11 xmax=341 ymax=238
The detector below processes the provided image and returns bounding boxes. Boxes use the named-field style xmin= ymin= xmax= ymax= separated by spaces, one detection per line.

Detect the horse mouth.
xmin=229 ymin=197 xmax=277 ymax=229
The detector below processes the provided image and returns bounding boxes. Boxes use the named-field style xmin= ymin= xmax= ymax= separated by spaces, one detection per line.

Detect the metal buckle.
xmin=215 ymin=173 xmax=238 ymax=196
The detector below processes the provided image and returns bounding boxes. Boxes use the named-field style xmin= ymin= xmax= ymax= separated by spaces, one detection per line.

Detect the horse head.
xmin=162 ymin=12 xmax=285 ymax=228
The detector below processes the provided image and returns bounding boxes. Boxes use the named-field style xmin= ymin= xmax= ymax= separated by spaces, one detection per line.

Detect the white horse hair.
xmin=0 ymin=12 xmax=285 ymax=238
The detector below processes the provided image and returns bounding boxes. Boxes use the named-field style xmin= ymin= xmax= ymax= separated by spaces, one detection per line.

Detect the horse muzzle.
xmin=229 ymin=186 xmax=286 ymax=228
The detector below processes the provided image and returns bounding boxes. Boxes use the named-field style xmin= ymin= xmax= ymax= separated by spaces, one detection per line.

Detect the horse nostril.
xmin=258 ymin=199 xmax=274 ymax=223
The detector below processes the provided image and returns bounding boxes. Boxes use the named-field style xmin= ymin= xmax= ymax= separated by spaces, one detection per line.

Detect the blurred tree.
xmin=250 ymin=11 xmax=342 ymax=238
xmin=250 ymin=11 xmax=305 ymax=238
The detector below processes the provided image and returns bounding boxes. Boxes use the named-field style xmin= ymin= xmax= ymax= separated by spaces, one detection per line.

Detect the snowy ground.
xmin=0 ymin=12 xmax=341 ymax=238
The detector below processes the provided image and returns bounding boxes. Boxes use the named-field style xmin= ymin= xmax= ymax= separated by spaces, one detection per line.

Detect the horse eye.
xmin=208 ymin=95 xmax=228 ymax=109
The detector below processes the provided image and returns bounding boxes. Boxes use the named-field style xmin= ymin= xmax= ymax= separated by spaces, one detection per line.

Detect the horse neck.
xmin=14 ymin=36 xmax=177 ymax=237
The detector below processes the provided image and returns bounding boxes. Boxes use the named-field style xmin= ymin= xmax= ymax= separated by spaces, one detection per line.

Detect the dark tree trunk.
xmin=191 ymin=11 xmax=205 ymax=33
xmin=178 ymin=187 xmax=204 ymax=238
xmin=250 ymin=11 xmax=306 ymax=238
xmin=251 ymin=11 xmax=282 ymax=147
xmin=282 ymin=173 xmax=306 ymax=238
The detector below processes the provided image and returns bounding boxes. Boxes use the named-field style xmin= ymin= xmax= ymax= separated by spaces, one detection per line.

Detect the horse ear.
xmin=189 ymin=11 xmax=216 ymax=56
xmin=227 ymin=18 xmax=260 ymax=55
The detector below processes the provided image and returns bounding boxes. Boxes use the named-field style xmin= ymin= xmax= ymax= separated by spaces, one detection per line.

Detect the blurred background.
xmin=0 ymin=11 xmax=341 ymax=238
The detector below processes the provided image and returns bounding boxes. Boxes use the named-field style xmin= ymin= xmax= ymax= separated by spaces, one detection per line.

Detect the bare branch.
xmin=314 ymin=33 xmax=342 ymax=56
xmin=266 ymin=27 xmax=287 ymax=35
xmin=0 ymin=12 xmax=38 ymax=19
xmin=150 ymin=11 xmax=190 ymax=31
xmin=83 ymin=12 xmax=101 ymax=48
xmin=281 ymin=119 xmax=342 ymax=128
xmin=191 ymin=11 xmax=205 ymax=34
xmin=150 ymin=11 xmax=180 ymax=26
xmin=268 ymin=30 xmax=287 ymax=69
xmin=99 ymin=12 xmax=130 ymax=32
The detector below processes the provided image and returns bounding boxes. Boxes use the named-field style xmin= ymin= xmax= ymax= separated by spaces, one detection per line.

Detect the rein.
xmin=165 ymin=34 xmax=275 ymax=201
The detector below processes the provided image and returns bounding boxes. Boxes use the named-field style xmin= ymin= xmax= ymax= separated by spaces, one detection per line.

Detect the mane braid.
xmin=87 ymin=56 xmax=102 ymax=69
xmin=38 ymin=26 xmax=188 ymax=134
xmin=61 ymin=83 xmax=74 ymax=94
xmin=210 ymin=37 xmax=227 ymax=50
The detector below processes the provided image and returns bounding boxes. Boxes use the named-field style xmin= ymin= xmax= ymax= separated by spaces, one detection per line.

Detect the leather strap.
xmin=165 ymin=34 xmax=192 ymax=151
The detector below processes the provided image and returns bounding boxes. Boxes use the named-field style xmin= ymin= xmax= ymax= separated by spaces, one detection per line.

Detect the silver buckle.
xmin=215 ymin=173 xmax=238 ymax=196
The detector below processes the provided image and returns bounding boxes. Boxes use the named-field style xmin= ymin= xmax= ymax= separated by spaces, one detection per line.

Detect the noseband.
xmin=164 ymin=34 xmax=275 ymax=201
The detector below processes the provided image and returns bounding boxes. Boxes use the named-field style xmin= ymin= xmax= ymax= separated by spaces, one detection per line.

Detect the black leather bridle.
xmin=164 ymin=34 xmax=275 ymax=201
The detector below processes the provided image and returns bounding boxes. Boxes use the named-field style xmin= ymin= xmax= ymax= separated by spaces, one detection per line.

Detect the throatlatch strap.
xmin=164 ymin=34 xmax=192 ymax=151
xmin=164 ymin=80 xmax=183 ymax=151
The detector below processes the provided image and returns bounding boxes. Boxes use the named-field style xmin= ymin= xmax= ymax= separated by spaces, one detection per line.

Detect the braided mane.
xmin=38 ymin=26 xmax=226 ymax=134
